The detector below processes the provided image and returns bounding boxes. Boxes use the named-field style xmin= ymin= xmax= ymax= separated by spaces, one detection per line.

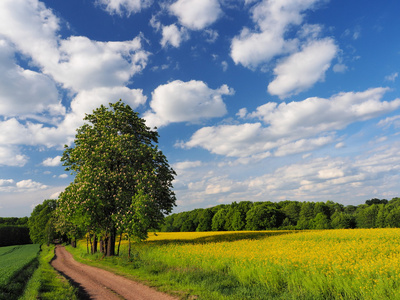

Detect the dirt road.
xmin=51 ymin=245 xmax=178 ymax=300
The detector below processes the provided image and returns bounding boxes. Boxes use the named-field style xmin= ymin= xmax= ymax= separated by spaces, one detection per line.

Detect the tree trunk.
xmin=91 ymin=234 xmax=97 ymax=254
xmin=117 ymin=233 xmax=122 ymax=256
xmin=100 ymin=237 xmax=104 ymax=253
xmin=86 ymin=234 xmax=89 ymax=254
xmin=128 ymin=236 xmax=131 ymax=259
xmin=106 ymin=227 xmax=116 ymax=256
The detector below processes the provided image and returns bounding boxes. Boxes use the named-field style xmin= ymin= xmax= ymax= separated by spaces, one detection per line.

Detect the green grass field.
xmin=0 ymin=244 xmax=40 ymax=300
xmin=68 ymin=229 xmax=400 ymax=300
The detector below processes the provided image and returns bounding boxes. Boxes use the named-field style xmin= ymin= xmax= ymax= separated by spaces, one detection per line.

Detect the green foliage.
xmin=162 ymin=197 xmax=400 ymax=232
xmin=0 ymin=217 xmax=28 ymax=226
xmin=311 ymin=213 xmax=331 ymax=229
xmin=57 ymin=100 xmax=176 ymax=255
xmin=28 ymin=200 xmax=57 ymax=245
xmin=211 ymin=208 xmax=228 ymax=231
xmin=0 ymin=244 xmax=40 ymax=300
xmin=196 ymin=209 xmax=214 ymax=232
xmin=246 ymin=203 xmax=284 ymax=230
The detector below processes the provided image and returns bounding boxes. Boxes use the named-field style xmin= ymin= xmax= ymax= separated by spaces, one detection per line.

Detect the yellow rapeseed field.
xmin=126 ymin=229 xmax=400 ymax=299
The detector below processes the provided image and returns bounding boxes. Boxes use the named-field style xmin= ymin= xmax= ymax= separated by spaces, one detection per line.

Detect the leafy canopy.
xmin=57 ymin=100 xmax=176 ymax=247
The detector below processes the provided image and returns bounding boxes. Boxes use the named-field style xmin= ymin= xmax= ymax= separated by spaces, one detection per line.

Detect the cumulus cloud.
xmin=96 ymin=0 xmax=152 ymax=16
xmin=144 ymin=80 xmax=234 ymax=128
xmin=42 ymin=156 xmax=62 ymax=167
xmin=16 ymin=179 xmax=47 ymax=191
xmin=0 ymin=0 xmax=150 ymax=151
xmin=0 ymin=146 xmax=28 ymax=167
xmin=0 ymin=39 xmax=63 ymax=118
xmin=169 ymin=0 xmax=222 ymax=30
xmin=161 ymin=24 xmax=189 ymax=48
xmin=0 ymin=0 xmax=149 ymax=94
xmin=0 ymin=0 xmax=61 ymax=83
xmin=183 ymin=87 xmax=400 ymax=158
xmin=268 ymin=38 xmax=338 ymax=98
xmin=52 ymin=36 xmax=149 ymax=92
xmin=230 ymin=0 xmax=321 ymax=68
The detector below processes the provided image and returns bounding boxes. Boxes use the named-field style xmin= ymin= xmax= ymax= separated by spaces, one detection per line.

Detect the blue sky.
xmin=0 ymin=0 xmax=399 ymax=217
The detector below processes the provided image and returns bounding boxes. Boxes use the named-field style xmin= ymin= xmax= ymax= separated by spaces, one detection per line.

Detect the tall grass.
xmin=69 ymin=229 xmax=400 ymax=299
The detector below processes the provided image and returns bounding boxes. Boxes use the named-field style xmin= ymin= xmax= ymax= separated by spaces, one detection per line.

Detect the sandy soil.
xmin=51 ymin=245 xmax=178 ymax=300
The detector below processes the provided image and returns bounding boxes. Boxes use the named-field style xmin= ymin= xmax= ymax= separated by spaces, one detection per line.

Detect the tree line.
xmin=160 ymin=198 xmax=400 ymax=232
xmin=0 ymin=217 xmax=31 ymax=246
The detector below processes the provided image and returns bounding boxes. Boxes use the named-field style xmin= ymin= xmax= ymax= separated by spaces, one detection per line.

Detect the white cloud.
xmin=173 ymin=160 xmax=202 ymax=170
xmin=183 ymin=123 xmax=266 ymax=157
xmin=251 ymin=87 xmax=399 ymax=135
xmin=0 ymin=146 xmax=28 ymax=167
xmin=385 ymin=72 xmax=398 ymax=82
xmin=144 ymin=80 xmax=234 ymax=128
xmin=0 ymin=0 xmax=151 ymax=152
xmin=184 ymin=88 xmax=400 ymax=158
xmin=274 ymin=136 xmax=334 ymax=157
xmin=0 ymin=0 xmax=60 ymax=69
xmin=0 ymin=179 xmax=14 ymax=186
xmin=42 ymin=156 xmax=62 ymax=167
xmin=230 ymin=28 xmax=292 ymax=69
xmin=16 ymin=179 xmax=47 ymax=191
xmin=175 ymin=142 xmax=400 ymax=209
xmin=378 ymin=115 xmax=400 ymax=129
xmin=96 ymin=0 xmax=152 ymax=16
xmin=161 ymin=24 xmax=189 ymax=48
xmin=268 ymin=38 xmax=338 ymax=98
xmin=230 ymin=0 xmax=321 ymax=68
xmin=335 ymin=142 xmax=345 ymax=149
xmin=0 ymin=39 xmax=63 ymax=118
xmin=0 ymin=1 xmax=150 ymax=94
xmin=333 ymin=63 xmax=348 ymax=73
xmin=169 ymin=0 xmax=222 ymax=30
xmin=59 ymin=174 xmax=68 ymax=179
xmin=52 ymin=36 xmax=149 ymax=92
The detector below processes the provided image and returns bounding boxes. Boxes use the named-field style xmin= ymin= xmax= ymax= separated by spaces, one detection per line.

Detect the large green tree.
xmin=58 ymin=101 xmax=176 ymax=256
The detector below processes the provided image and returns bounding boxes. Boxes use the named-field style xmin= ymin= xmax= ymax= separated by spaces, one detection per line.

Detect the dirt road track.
xmin=51 ymin=245 xmax=178 ymax=300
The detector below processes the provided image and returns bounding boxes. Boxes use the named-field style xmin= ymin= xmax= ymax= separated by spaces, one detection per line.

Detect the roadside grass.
xmin=67 ymin=229 xmax=400 ymax=300
xmin=21 ymin=244 xmax=78 ymax=300
xmin=0 ymin=244 xmax=39 ymax=300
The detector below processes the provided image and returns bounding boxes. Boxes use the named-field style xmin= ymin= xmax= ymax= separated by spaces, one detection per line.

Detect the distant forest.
xmin=161 ymin=198 xmax=400 ymax=232
xmin=0 ymin=217 xmax=31 ymax=246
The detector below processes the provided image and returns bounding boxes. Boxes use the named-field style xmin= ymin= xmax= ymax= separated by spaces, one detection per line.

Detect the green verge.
xmin=21 ymin=245 xmax=78 ymax=300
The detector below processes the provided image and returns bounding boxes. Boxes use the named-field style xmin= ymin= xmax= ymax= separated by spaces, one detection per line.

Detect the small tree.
xmin=59 ymin=101 xmax=176 ymax=256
